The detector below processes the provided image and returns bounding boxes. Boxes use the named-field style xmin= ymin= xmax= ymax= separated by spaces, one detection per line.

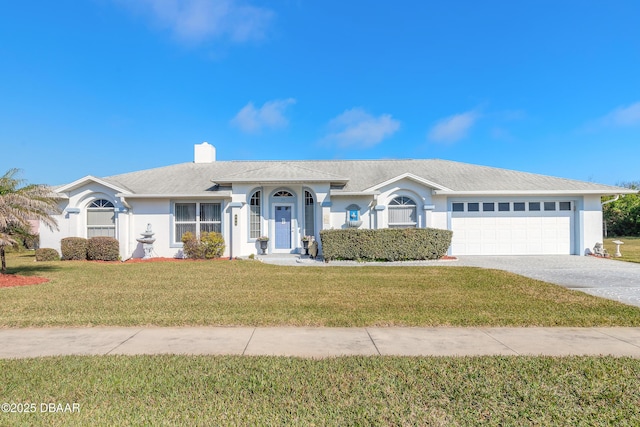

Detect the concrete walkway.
xmin=2 ymin=327 xmax=640 ymax=359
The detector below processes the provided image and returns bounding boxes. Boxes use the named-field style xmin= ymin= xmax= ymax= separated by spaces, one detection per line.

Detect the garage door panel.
xmin=451 ymin=209 xmax=573 ymax=255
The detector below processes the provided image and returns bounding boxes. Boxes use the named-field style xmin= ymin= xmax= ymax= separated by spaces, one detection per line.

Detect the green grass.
xmin=2 ymin=252 xmax=640 ymax=327
xmin=1 ymin=355 xmax=639 ymax=426
xmin=605 ymin=236 xmax=640 ymax=263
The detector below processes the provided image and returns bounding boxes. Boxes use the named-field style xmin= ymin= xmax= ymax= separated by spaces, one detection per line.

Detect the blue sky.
xmin=1 ymin=1 xmax=639 ymax=186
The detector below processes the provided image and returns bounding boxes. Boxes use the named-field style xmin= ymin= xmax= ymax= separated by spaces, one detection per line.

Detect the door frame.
xmin=271 ymin=203 xmax=295 ymax=253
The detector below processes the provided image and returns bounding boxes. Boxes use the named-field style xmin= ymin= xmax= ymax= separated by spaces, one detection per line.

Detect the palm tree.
xmin=0 ymin=169 xmax=60 ymax=273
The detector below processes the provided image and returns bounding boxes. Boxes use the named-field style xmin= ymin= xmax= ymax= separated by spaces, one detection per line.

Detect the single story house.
xmin=40 ymin=142 xmax=634 ymax=259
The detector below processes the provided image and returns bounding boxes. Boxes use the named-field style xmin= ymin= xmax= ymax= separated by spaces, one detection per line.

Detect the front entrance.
xmin=274 ymin=205 xmax=292 ymax=249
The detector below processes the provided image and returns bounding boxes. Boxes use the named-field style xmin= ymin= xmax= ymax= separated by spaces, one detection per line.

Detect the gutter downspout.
xmin=601 ymin=194 xmax=621 ymax=206
xmin=601 ymin=194 xmax=622 ymax=239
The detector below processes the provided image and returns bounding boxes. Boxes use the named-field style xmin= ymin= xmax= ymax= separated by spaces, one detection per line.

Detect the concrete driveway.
xmin=453 ymin=256 xmax=640 ymax=308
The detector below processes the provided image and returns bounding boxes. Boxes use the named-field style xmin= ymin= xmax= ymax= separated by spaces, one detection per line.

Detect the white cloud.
xmin=427 ymin=110 xmax=480 ymax=143
xmin=324 ymin=108 xmax=400 ymax=148
xmin=490 ymin=127 xmax=515 ymax=142
xmin=598 ymin=102 xmax=640 ymax=127
xmin=231 ymin=98 xmax=296 ymax=133
xmin=117 ymin=0 xmax=274 ymax=43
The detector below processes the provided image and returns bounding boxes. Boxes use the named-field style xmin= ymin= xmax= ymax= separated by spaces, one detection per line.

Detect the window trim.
xmin=304 ymin=190 xmax=316 ymax=237
xmin=173 ymin=201 xmax=223 ymax=245
xmin=388 ymin=196 xmax=417 ymax=228
xmin=498 ymin=202 xmax=510 ymax=212
xmin=87 ymin=199 xmax=115 ymax=238
xmin=249 ymin=190 xmax=261 ymax=240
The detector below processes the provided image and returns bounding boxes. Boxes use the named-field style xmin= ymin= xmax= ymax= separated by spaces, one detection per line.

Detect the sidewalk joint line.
xmin=593 ymin=328 xmax=640 ymax=349
xmin=365 ymin=328 xmax=381 ymax=356
xmin=242 ymin=328 xmax=256 ymax=356
xmin=479 ymin=328 xmax=521 ymax=356
xmin=106 ymin=328 xmax=144 ymax=355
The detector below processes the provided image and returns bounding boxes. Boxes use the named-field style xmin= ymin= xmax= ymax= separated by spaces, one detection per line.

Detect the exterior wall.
xmin=374 ymin=179 xmax=434 ymax=229
xmin=40 ymin=182 xmax=125 ymax=255
xmin=39 ymin=176 xmax=606 ymax=259
xmin=430 ymin=195 xmax=449 ymax=230
xmin=39 ymin=202 xmax=71 ymax=254
xmin=580 ymin=195 xmax=604 ymax=255
xmin=126 ymin=199 xmax=174 ymax=259
xmin=328 ymin=196 xmax=375 ymax=230
xmin=226 ymin=183 xmax=330 ymax=256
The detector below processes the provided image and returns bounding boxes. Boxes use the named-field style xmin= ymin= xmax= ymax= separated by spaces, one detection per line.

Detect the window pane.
xmin=250 ymin=204 xmax=261 ymax=239
xmin=452 ymin=203 xmax=464 ymax=212
xmin=176 ymin=203 xmax=196 ymax=221
xmin=529 ymin=202 xmax=540 ymax=211
xmin=389 ymin=207 xmax=416 ymax=224
xmin=498 ymin=202 xmax=510 ymax=212
xmin=201 ymin=223 xmax=221 ymax=234
xmin=249 ymin=192 xmax=261 ymax=239
xmin=544 ymin=202 xmax=556 ymax=211
xmin=390 ymin=196 xmax=415 ymax=206
xmin=304 ymin=201 xmax=315 ymax=237
xmin=200 ymin=203 xmax=220 ymax=222
xmin=468 ymin=203 xmax=479 ymax=212
xmin=559 ymin=202 xmax=571 ymax=211
xmin=88 ymin=227 xmax=115 ymax=238
xmin=176 ymin=223 xmax=196 ymax=240
xmin=89 ymin=199 xmax=114 ymax=208
xmin=514 ymin=202 xmax=525 ymax=211
xmin=483 ymin=202 xmax=495 ymax=212
xmin=87 ymin=209 xmax=114 ymax=226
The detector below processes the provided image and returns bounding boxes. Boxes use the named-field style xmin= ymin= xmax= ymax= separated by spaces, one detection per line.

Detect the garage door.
xmin=450 ymin=201 xmax=574 ymax=255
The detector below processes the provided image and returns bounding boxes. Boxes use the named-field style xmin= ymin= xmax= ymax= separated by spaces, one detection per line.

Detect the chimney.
xmin=194 ymin=142 xmax=216 ymax=163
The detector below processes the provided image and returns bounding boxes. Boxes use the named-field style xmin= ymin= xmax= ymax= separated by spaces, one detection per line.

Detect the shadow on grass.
xmin=3 ymin=252 xmax=63 ymax=276
xmin=4 ymin=264 xmax=62 ymax=276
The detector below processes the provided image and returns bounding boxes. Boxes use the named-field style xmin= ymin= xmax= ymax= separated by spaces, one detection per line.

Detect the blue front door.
xmin=275 ymin=206 xmax=291 ymax=249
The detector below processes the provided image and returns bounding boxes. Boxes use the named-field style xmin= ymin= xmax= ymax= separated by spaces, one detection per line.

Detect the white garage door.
xmin=450 ymin=201 xmax=574 ymax=255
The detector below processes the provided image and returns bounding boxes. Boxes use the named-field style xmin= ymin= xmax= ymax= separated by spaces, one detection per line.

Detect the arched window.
xmin=87 ymin=199 xmax=115 ymax=238
xmin=250 ymin=191 xmax=261 ymax=239
xmin=304 ymin=191 xmax=315 ymax=237
xmin=273 ymin=190 xmax=293 ymax=197
xmin=388 ymin=196 xmax=417 ymax=228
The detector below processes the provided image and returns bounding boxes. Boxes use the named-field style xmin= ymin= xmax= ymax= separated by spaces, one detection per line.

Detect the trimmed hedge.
xmin=320 ymin=228 xmax=453 ymax=262
xmin=87 ymin=237 xmax=120 ymax=261
xmin=61 ymin=237 xmax=88 ymax=260
xmin=181 ymin=231 xmax=226 ymax=259
xmin=35 ymin=248 xmax=60 ymax=262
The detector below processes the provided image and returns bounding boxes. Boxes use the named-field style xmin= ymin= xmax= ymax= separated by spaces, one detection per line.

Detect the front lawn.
xmin=1 ymin=355 xmax=639 ymax=425
xmin=2 ymin=253 xmax=639 ymax=327
xmin=605 ymin=236 xmax=640 ymax=263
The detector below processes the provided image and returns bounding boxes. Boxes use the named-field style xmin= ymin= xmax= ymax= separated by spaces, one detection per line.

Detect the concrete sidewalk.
xmin=2 ymin=327 xmax=640 ymax=359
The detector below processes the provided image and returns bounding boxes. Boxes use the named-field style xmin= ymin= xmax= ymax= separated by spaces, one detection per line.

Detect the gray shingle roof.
xmin=98 ymin=159 xmax=631 ymax=196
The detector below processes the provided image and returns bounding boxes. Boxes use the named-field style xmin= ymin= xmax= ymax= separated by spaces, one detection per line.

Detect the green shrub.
xmin=320 ymin=228 xmax=452 ymax=262
xmin=181 ymin=232 xmax=204 ymax=259
xmin=200 ymin=231 xmax=226 ymax=259
xmin=61 ymin=237 xmax=88 ymax=260
xmin=181 ymin=231 xmax=226 ymax=259
xmin=87 ymin=237 xmax=120 ymax=261
xmin=35 ymin=248 xmax=60 ymax=261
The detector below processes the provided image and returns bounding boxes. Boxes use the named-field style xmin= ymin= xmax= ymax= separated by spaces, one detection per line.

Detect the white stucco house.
xmin=40 ymin=142 xmax=634 ymax=259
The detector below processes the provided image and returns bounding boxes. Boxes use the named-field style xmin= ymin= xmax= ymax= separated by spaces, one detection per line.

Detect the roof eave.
xmin=433 ymin=189 xmax=638 ymax=196
xmin=213 ymin=179 xmax=349 ymax=185
xmin=115 ymin=192 xmax=232 ymax=199
xmin=329 ymin=190 xmax=381 ymax=197
xmin=56 ymin=175 xmax=131 ymax=195
xmin=364 ymin=173 xmax=452 ymax=192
